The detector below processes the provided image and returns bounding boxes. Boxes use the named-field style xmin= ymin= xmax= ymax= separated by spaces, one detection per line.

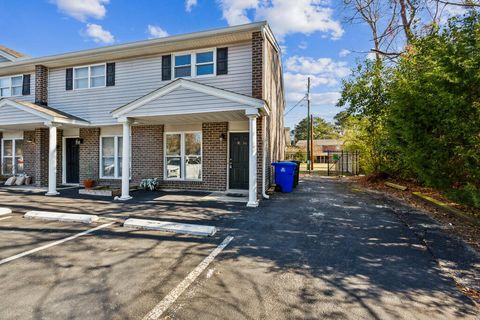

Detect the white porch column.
xmin=246 ymin=111 xmax=259 ymax=207
xmin=45 ymin=124 xmax=59 ymax=196
xmin=118 ymin=118 xmax=132 ymax=201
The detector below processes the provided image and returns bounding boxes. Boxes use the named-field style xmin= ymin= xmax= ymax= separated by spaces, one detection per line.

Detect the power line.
xmin=284 ymin=95 xmax=307 ymax=116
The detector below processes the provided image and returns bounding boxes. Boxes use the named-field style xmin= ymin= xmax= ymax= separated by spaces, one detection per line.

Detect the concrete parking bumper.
xmin=24 ymin=211 xmax=99 ymax=224
xmin=124 ymin=218 xmax=217 ymax=236
xmin=0 ymin=208 xmax=12 ymax=215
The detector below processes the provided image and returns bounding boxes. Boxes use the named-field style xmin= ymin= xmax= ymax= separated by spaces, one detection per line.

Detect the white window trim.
xmin=0 ymin=74 xmax=24 ymax=98
xmin=99 ymin=135 xmax=131 ymax=179
xmin=1 ymin=138 xmax=24 ymax=175
xmin=73 ymin=63 xmax=106 ymax=90
xmin=164 ymin=131 xmax=203 ymax=181
xmin=172 ymin=48 xmax=216 ymax=79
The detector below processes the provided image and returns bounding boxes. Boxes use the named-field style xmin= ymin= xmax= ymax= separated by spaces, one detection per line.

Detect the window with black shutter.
xmin=162 ymin=55 xmax=172 ymax=81
xmin=66 ymin=68 xmax=73 ymax=90
xmin=22 ymin=74 xmax=31 ymax=95
xmin=106 ymin=62 xmax=115 ymax=86
xmin=216 ymin=47 xmax=228 ymax=75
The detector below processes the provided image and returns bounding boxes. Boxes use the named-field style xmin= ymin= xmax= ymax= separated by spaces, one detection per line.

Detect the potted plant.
xmin=83 ymin=163 xmax=95 ymax=189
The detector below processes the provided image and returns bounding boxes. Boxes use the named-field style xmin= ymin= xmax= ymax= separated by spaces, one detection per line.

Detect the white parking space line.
xmin=143 ymin=236 xmax=234 ymax=320
xmin=0 ymin=222 xmax=115 ymax=266
xmin=0 ymin=216 xmax=11 ymax=221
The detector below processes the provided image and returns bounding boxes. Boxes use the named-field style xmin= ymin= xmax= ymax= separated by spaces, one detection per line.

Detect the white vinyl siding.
xmin=0 ymin=103 xmax=45 ymax=125
xmin=48 ymin=42 xmax=252 ymax=125
xmin=126 ymin=87 xmax=247 ymax=117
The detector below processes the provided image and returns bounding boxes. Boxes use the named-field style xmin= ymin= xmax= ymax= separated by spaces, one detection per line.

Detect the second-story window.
xmin=74 ymin=64 xmax=106 ymax=89
xmin=0 ymin=75 xmax=23 ymax=97
xmin=172 ymin=49 xmax=215 ymax=79
xmin=195 ymin=51 xmax=214 ymax=76
xmin=174 ymin=54 xmax=191 ymax=78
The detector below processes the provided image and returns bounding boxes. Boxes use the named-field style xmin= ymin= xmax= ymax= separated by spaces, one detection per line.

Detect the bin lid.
xmin=272 ymin=162 xmax=297 ymax=166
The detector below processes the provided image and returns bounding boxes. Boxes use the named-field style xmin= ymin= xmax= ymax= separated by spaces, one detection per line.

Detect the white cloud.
xmin=285 ymin=56 xmax=350 ymax=78
xmin=339 ymin=49 xmax=351 ymax=57
xmin=219 ymin=0 xmax=258 ymax=25
xmin=84 ymin=23 xmax=114 ymax=44
xmin=186 ymin=0 xmax=198 ymax=12
xmin=147 ymin=25 xmax=169 ymax=39
xmin=366 ymin=52 xmax=377 ymax=61
xmin=52 ymin=0 xmax=109 ymax=22
xmin=311 ymin=91 xmax=342 ymax=106
xmin=217 ymin=0 xmax=343 ymax=40
xmin=298 ymin=41 xmax=308 ymax=50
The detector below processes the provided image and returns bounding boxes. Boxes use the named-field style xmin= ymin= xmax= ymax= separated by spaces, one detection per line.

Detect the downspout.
xmin=261 ymin=26 xmax=269 ymax=199
xmin=262 ymin=115 xmax=269 ymax=199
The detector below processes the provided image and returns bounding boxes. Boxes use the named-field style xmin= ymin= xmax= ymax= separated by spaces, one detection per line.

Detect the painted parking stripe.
xmin=143 ymin=236 xmax=234 ymax=320
xmin=0 ymin=222 xmax=114 ymax=266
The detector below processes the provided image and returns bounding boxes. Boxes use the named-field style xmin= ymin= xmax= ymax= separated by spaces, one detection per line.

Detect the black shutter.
xmin=162 ymin=55 xmax=172 ymax=81
xmin=22 ymin=74 xmax=31 ymax=96
xmin=66 ymin=68 xmax=73 ymax=90
xmin=216 ymin=47 xmax=228 ymax=75
xmin=106 ymin=62 xmax=115 ymax=86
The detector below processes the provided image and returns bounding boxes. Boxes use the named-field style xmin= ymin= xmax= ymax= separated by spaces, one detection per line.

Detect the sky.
xmin=0 ymin=0 xmax=379 ymax=129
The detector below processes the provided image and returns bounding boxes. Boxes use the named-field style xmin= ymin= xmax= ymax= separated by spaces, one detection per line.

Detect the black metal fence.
xmin=326 ymin=150 xmax=360 ymax=176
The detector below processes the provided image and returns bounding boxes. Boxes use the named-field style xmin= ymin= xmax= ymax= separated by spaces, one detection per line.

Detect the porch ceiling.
xmin=131 ymin=110 xmax=247 ymax=125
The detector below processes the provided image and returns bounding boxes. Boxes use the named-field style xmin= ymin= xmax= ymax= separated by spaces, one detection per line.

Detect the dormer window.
xmin=73 ymin=64 xmax=106 ymax=89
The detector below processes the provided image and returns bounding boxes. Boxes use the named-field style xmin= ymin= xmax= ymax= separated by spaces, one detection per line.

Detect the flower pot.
xmin=83 ymin=179 xmax=94 ymax=189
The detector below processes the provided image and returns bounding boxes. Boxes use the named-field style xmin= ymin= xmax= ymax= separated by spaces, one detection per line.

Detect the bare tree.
xmin=344 ymin=0 xmax=479 ymax=60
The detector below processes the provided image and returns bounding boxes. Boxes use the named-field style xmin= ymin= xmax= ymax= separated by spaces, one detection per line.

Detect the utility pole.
xmin=310 ymin=114 xmax=314 ymax=171
xmin=306 ymin=77 xmax=311 ymax=174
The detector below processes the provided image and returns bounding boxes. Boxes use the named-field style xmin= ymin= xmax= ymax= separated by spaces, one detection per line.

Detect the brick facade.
xmin=252 ymin=31 xmax=263 ymax=100
xmin=35 ymin=65 xmax=48 ymax=106
xmin=79 ymin=128 xmax=100 ymax=184
xmin=252 ymin=31 xmax=269 ymax=196
xmin=159 ymin=122 xmax=228 ymax=191
xmin=131 ymin=125 xmax=164 ymax=184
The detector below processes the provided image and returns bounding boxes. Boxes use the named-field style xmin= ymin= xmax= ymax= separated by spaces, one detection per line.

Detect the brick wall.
xmin=252 ymin=31 xmax=263 ymax=100
xmin=23 ymin=131 xmax=36 ymax=182
xmin=159 ymin=122 xmax=228 ymax=191
xmin=35 ymin=128 xmax=49 ymax=186
xmin=131 ymin=125 xmax=164 ymax=184
xmin=35 ymin=65 xmax=48 ymax=106
xmin=79 ymin=128 xmax=100 ymax=183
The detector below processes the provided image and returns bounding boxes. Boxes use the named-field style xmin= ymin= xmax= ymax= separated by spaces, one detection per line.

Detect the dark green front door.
xmin=229 ymin=133 xmax=249 ymax=189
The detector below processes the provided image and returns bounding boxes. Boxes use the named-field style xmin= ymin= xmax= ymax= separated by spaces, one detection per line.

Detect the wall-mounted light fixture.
xmin=75 ymin=138 xmax=84 ymax=145
xmin=219 ymin=133 xmax=227 ymax=143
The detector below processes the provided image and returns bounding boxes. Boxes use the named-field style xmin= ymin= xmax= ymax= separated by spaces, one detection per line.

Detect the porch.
xmin=0 ymin=79 xmax=270 ymax=207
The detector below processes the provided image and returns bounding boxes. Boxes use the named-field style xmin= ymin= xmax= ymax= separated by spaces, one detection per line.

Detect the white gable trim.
xmin=0 ymin=99 xmax=54 ymax=122
xmin=112 ymin=79 xmax=268 ymax=118
xmin=0 ymin=50 xmax=20 ymax=62
xmin=0 ymin=99 xmax=90 ymax=126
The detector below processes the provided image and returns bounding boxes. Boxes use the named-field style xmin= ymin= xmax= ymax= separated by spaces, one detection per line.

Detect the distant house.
xmin=295 ymin=139 xmax=344 ymax=163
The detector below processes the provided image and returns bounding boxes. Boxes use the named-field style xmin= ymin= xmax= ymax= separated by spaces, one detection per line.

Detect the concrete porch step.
xmin=123 ymin=218 xmax=217 ymax=236
xmin=0 ymin=208 xmax=12 ymax=216
xmin=24 ymin=211 xmax=99 ymax=224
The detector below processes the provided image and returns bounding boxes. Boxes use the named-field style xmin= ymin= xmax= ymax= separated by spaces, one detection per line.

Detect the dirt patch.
xmin=350 ymin=176 xmax=480 ymax=254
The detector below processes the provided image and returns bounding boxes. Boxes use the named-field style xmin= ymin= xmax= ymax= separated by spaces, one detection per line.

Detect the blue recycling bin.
xmin=272 ymin=162 xmax=297 ymax=193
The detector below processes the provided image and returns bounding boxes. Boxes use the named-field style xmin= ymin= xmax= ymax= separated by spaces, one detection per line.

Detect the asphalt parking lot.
xmin=0 ymin=177 xmax=478 ymax=319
